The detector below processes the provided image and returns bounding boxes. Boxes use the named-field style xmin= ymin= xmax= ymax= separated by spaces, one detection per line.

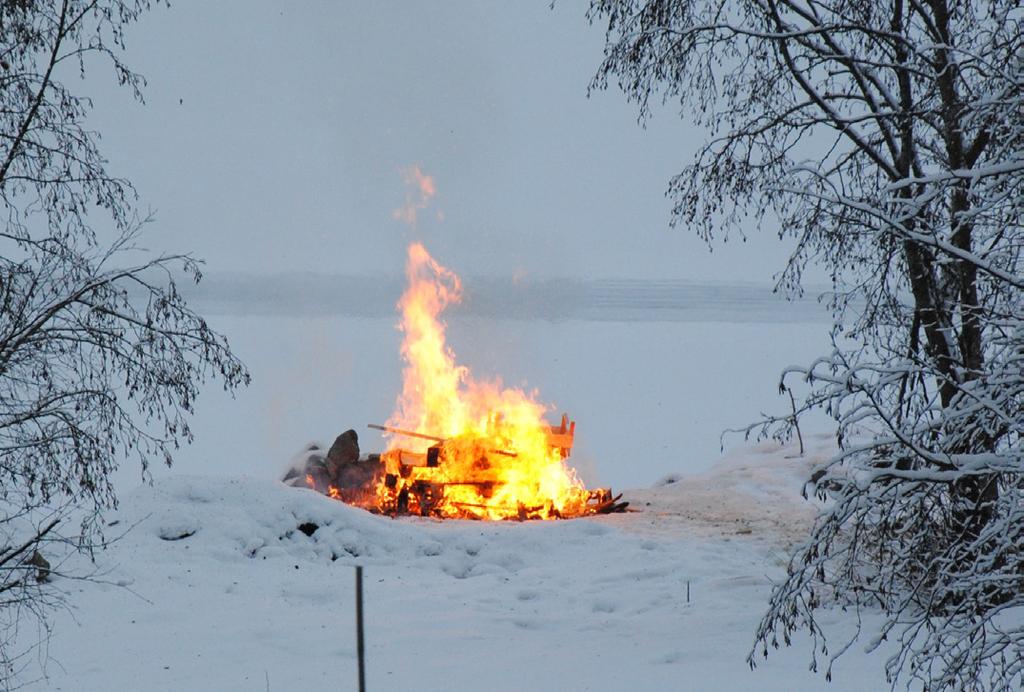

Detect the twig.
xmin=786 ymin=386 xmax=805 ymax=456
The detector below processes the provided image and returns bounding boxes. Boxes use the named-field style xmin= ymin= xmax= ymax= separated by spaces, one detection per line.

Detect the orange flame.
xmin=374 ymin=243 xmax=591 ymax=519
xmin=392 ymin=165 xmax=436 ymax=225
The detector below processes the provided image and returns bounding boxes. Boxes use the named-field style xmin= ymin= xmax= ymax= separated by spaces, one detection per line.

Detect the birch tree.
xmin=588 ymin=0 xmax=1024 ymax=688
xmin=0 ymin=1 xmax=249 ymax=679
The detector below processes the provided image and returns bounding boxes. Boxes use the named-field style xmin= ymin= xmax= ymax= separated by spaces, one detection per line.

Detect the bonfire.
xmin=285 ymin=243 xmax=626 ymax=520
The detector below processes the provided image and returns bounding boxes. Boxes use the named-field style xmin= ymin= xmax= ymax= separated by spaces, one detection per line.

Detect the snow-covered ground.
xmin=13 ymin=281 xmax=894 ymax=691
xmin=22 ymin=436 xmax=895 ymax=692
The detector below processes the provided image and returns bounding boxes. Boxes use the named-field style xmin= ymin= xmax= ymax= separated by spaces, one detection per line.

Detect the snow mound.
xmin=23 ymin=438 xmax=891 ymax=692
xmin=624 ymin=436 xmax=829 ymax=546
xmin=119 ymin=475 xmax=626 ymax=578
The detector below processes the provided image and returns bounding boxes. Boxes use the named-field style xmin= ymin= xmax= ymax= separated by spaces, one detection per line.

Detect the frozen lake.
xmin=126 ymin=276 xmax=836 ymax=493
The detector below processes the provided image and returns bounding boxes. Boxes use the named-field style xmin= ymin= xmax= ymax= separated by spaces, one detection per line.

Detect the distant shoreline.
xmin=174 ymin=273 xmax=835 ymax=323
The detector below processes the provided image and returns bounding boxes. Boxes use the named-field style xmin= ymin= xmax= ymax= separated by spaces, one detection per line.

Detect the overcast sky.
xmin=84 ymin=0 xmax=796 ymax=283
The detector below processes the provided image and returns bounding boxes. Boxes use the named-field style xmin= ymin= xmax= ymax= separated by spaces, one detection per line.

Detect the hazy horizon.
xmin=82 ymin=1 xmax=818 ymax=286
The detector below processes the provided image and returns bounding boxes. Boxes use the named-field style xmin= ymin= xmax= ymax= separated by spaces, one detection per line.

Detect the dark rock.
xmin=297 ymin=522 xmax=319 ymax=537
xmin=336 ymin=458 xmax=379 ymax=490
xmin=326 ymin=430 xmax=360 ymax=476
xmin=286 ymin=431 xmax=382 ymax=498
xmin=325 ymin=430 xmax=380 ymax=490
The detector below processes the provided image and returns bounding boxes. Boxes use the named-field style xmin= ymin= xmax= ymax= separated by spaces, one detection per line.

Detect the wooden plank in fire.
xmin=447 ymin=490 xmax=628 ymax=517
xmin=545 ymin=413 xmax=575 ymax=458
xmin=370 ymin=415 xmax=577 ymax=458
xmin=368 ymin=424 xmax=518 ymax=458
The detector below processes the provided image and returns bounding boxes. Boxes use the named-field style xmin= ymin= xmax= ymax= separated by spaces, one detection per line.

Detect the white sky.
xmin=85 ymin=0 xmax=795 ymax=282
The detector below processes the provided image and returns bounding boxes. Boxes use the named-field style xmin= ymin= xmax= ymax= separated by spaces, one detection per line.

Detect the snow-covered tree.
xmin=0 ymin=0 xmax=249 ymax=678
xmin=587 ymin=0 xmax=1024 ymax=688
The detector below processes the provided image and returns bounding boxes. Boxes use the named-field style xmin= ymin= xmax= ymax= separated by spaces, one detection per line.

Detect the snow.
xmin=5 ymin=282 xmax=897 ymax=690
xmin=22 ymin=435 xmax=892 ymax=692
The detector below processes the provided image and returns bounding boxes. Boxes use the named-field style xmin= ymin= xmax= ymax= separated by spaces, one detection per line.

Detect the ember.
xmin=286 ymin=243 xmax=626 ymax=520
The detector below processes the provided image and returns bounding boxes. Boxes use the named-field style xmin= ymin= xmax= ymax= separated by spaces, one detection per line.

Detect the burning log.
xmin=587 ymin=489 xmax=630 ymax=515
xmin=362 ymin=415 xmax=626 ymax=520
xmin=289 ymin=415 xmax=626 ymax=520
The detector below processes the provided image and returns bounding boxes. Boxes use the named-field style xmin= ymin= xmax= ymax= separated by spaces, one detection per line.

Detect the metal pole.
xmin=356 ymin=565 xmax=366 ymax=692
